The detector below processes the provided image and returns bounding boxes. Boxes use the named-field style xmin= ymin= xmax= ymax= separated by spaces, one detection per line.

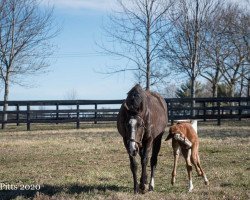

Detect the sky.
xmin=2 ymin=0 xmax=249 ymax=101
xmin=4 ymin=0 xmax=135 ymax=101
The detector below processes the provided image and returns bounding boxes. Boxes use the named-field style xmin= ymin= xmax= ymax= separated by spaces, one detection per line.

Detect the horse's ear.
xmin=165 ymin=126 xmax=174 ymax=141
xmin=124 ymin=102 xmax=130 ymax=111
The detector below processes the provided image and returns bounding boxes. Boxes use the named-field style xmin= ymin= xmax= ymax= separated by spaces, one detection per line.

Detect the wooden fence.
xmin=0 ymin=97 xmax=249 ymax=130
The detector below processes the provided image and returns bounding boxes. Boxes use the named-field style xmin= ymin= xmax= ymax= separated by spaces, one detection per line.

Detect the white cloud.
xmin=42 ymin=0 xmax=116 ymax=11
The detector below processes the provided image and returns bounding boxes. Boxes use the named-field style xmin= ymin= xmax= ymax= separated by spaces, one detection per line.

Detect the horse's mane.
xmin=127 ymin=84 xmax=144 ymax=96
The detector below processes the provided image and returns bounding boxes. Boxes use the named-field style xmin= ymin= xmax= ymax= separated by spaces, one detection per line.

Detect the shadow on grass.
xmin=0 ymin=183 xmax=129 ymax=200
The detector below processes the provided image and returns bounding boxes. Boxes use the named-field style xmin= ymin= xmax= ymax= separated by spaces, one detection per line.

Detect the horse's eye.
xmin=137 ymin=122 xmax=143 ymax=128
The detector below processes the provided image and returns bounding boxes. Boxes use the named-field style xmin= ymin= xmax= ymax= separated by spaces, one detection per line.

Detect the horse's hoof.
xmin=133 ymin=185 xmax=139 ymax=194
xmin=134 ymin=189 xmax=139 ymax=194
xmin=139 ymin=183 xmax=145 ymax=190
xmin=139 ymin=188 xmax=147 ymax=194
xmin=205 ymin=180 xmax=209 ymax=185
xmin=139 ymin=184 xmax=148 ymax=194
xmin=149 ymin=185 xmax=154 ymax=191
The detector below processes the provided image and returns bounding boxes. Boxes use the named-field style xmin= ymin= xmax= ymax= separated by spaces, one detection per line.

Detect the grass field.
xmin=0 ymin=122 xmax=249 ymax=200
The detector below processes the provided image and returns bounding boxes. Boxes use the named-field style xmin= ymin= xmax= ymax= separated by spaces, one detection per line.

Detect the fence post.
xmin=27 ymin=104 xmax=31 ymax=131
xmin=94 ymin=103 xmax=97 ymax=124
xmin=56 ymin=103 xmax=59 ymax=124
xmin=203 ymin=102 xmax=206 ymax=122
xmin=217 ymin=101 xmax=221 ymax=126
xmin=238 ymin=100 xmax=241 ymax=121
xmin=16 ymin=104 xmax=20 ymax=126
xmin=169 ymin=101 xmax=174 ymax=125
xmin=76 ymin=104 xmax=80 ymax=129
xmin=1 ymin=106 xmax=5 ymax=129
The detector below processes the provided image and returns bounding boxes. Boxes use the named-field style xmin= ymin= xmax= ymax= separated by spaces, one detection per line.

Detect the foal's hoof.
xmin=205 ymin=180 xmax=209 ymax=185
xmin=171 ymin=178 xmax=176 ymax=186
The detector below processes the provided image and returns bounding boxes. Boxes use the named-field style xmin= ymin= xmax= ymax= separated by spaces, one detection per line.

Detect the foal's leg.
xmin=149 ymin=133 xmax=163 ymax=191
xmin=182 ymin=148 xmax=194 ymax=192
xmin=191 ymin=148 xmax=209 ymax=185
xmin=171 ymin=139 xmax=180 ymax=185
xmin=190 ymin=144 xmax=202 ymax=176
xmin=129 ymin=155 xmax=139 ymax=194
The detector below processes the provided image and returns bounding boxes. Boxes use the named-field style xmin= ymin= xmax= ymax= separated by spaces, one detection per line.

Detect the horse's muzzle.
xmin=128 ymin=140 xmax=139 ymax=157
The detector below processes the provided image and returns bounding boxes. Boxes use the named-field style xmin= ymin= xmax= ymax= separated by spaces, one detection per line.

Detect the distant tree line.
xmin=103 ymin=0 xmax=250 ymax=98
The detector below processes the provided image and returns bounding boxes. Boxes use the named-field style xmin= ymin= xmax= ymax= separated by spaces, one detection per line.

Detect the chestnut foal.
xmin=166 ymin=121 xmax=209 ymax=192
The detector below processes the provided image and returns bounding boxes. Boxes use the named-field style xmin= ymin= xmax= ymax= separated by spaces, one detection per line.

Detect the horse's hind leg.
xmin=149 ymin=132 xmax=163 ymax=191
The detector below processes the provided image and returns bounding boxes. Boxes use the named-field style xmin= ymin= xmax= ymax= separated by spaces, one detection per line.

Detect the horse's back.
xmin=145 ymin=91 xmax=168 ymax=133
xmin=147 ymin=91 xmax=167 ymax=112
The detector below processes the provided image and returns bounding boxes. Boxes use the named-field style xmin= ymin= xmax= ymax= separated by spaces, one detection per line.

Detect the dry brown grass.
xmin=0 ymin=123 xmax=249 ymax=200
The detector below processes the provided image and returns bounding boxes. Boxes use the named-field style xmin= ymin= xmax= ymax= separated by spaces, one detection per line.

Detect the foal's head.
xmin=126 ymin=115 xmax=145 ymax=157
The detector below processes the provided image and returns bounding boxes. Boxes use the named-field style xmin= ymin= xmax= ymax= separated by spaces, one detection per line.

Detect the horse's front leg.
xmin=149 ymin=133 xmax=163 ymax=191
xmin=139 ymin=147 xmax=149 ymax=193
xmin=129 ymin=155 xmax=139 ymax=194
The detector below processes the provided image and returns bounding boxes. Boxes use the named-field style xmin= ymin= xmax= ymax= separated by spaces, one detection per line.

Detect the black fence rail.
xmin=0 ymin=97 xmax=249 ymax=130
xmin=166 ymin=97 xmax=250 ymax=125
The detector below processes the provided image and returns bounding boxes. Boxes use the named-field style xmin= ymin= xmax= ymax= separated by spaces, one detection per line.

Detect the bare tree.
xmin=64 ymin=89 xmax=79 ymax=111
xmin=218 ymin=4 xmax=250 ymax=97
xmin=162 ymin=0 xmax=223 ymax=116
xmin=199 ymin=6 xmax=227 ymax=98
xmin=163 ymin=0 xmax=223 ymax=99
xmin=161 ymin=83 xmax=177 ymax=98
xmin=64 ymin=89 xmax=79 ymax=101
xmin=0 ymin=0 xmax=57 ymax=129
xmin=101 ymin=0 xmax=173 ymax=90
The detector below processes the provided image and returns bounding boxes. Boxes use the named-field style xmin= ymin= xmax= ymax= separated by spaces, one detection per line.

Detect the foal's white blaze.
xmin=129 ymin=118 xmax=137 ymax=155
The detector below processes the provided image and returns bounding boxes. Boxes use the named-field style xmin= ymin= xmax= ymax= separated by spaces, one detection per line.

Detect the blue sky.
xmin=3 ymin=0 xmax=248 ymax=101
xmin=5 ymin=0 xmax=135 ymax=100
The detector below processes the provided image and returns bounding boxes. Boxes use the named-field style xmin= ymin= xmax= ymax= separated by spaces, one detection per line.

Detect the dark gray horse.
xmin=117 ymin=84 xmax=168 ymax=193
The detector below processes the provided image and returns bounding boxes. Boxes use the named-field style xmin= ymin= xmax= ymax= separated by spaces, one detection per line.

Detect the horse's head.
xmin=124 ymin=84 xmax=145 ymax=115
xmin=126 ymin=115 xmax=145 ymax=157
